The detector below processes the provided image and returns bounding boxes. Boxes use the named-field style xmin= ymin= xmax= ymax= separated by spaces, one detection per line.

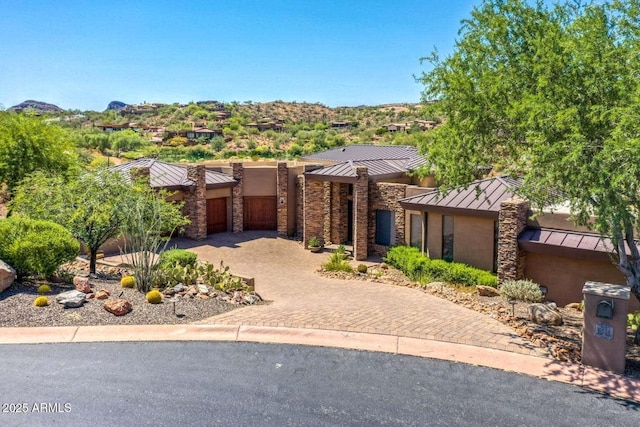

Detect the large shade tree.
xmin=419 ymin=0 xmax=640 ymax=301
xmin=0 ymin=112 xmax=78 ymax=193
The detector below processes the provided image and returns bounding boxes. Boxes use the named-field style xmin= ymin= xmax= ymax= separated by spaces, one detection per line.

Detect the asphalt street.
xmin=0 ymin=341 xmax=637 ymax=426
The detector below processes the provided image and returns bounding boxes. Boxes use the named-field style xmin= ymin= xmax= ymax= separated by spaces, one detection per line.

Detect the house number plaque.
xmin=594 ymin=322 xmax=613 ymax=340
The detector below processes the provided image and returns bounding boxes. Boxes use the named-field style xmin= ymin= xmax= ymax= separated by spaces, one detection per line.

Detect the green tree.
xmin=10 ymin=169 xmax=135 ymax=274
xmin=419 ymin=0 xmax=640 ymax=301
xmin=109 ymin=129 xmax=147 ymax=153
xmin=0 ymin=112 xmax=78 ymax=193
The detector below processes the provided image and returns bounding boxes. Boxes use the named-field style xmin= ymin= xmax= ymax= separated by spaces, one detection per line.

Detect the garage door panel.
xmin=207 ymin=197 xmax=227 ymax=234
xmin=244 ymin=196 xmax=277 ymax=230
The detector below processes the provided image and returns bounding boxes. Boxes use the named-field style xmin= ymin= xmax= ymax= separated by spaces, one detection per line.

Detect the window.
xmin=410 ymin=213 xmax=426 ymax=251
xmin=375 ymin=210 xmax=394 ymax=246
xmin=442 ymin=215 xmax=454 ymax=262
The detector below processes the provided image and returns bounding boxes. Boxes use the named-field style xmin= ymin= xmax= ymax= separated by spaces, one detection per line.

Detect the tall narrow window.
xmin=442 ymin=215 xmax=454 ymax=262
xmin=375 ymin=210 xmax=394 ymax=246
xmin=410 ymin=213 xmax=424 ymax=251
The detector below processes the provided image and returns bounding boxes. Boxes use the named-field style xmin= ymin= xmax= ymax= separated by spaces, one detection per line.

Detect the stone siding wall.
xmin=296 ymin=175 xmax=304 ymax=238
xmin=330 ymin=182 xmax=349 ymax=244
xmin=276 ymin=162 xmax=288 ymax=237
xmin=231 ymin=162 xmax=244 ymax=233
xmin=353 ymin=167 xmax=369 ymax=261
xmin=323 ymin=182 xmax=332 ymax=243
xmin=184 ymin=165 xmax=207 ymax=240
xmin=368 ymin=182 xmax=407 ymax=256
xmin=497 ymin=198 xmax=529 ymax=284
xmin=303 ymin=177 xmax=325 ymax=248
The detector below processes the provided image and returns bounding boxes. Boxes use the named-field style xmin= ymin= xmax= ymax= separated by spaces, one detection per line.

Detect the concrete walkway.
xmin=172 ymin=231 xmax=543 ymax=356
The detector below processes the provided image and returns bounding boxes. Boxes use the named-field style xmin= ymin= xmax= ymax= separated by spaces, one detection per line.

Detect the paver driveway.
xmin=172 ymin=231 xmax=545 ymax=356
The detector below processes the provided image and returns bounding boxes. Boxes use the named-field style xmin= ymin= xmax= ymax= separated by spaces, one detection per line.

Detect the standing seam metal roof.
xmin=305 ymin=159 xmax=412 ymax=179
xmin=518 ymin=227 xmax=634 ymax=254
xmin=399 ymin=176 xmax=523 ymax=212
xmin=301 ymin=145 xmax=428 ymax=168
xmin=109 ymin=158 xmax=236 ymax=189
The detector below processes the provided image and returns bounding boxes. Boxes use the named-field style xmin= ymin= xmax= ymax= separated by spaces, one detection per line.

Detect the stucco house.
xmin=399 ymin=176 xmax=638 ymax=308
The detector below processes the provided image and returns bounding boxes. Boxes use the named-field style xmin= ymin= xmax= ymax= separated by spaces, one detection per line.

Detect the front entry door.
xmin=206 ymin=197 xmax=227 ymax=234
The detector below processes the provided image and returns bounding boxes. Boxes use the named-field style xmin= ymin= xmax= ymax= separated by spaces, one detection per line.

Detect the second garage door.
xmin=244 ymin=196 xmax=277 ymax=230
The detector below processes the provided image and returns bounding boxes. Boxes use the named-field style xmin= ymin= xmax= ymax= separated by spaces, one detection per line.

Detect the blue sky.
xmin=0 ymin=0 xmax=478 ymax=111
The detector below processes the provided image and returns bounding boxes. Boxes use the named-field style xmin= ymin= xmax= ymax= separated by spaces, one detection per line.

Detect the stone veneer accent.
xmin=296 ymin=175 xmax=304 ymax=237
xmin=231 ymin=162 xmax=244 ymax=233
xmin=303 ymin=176 xmax=325 ymax=248
xmin=368 ymin=182 xmax=407 ymax=256
xmin=183 ymin=165 xmax=207 ymax=240
xmin=497 ymin=198 xmax=529 ymax=284
xmin=276 ymin=162 xmax=288 ymax=237
xmin=330 ymin=182 xmax=349 ymax=244
xmin=323 ymin=182 xmax=332 ymax=243
xmin=353 ymin=167 xmax=369 ymax=261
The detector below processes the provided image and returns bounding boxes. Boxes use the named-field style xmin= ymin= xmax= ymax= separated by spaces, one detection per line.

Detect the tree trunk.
xmin=89 ymin=248 xmax=97 ymax=275
xmin=615 ymin=226 xmax=640 ymax=303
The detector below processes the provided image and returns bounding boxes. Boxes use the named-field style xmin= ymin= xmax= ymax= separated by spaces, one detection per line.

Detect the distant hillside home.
xmin=165 ymin=127 xmax=222 ymax=143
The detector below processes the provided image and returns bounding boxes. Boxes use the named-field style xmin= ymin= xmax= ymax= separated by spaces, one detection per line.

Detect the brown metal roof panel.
xmin=562 ymin=233 xmax=583 ymax=249
xmin=579 ymin=235 xmax=602 ymax=251
xmin=545 ymin=231 xmax=568 ymax=246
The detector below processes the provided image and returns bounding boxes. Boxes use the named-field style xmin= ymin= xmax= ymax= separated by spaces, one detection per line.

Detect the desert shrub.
xmin=120 ymin=275 xmax=136 ymax=288
xmin=357 ymin=264 xmax=368 ymax=274
xmin=33 ymin=296 xmax=49 ymax=307
xmin=146 ymin=289 xmax=163 ymax=304
xmin=0 ymin=216 xmax=79 ymax=279
xmin=308 ymin=236 xmax=320 ymax=248
xmin=627 ymin=310 xmax=640 ymax=332
xmin=37 ymin=284 xmax=51 ymax=294
xmin=384 ymin=246 xmax=497 ymax=287
xmin=499 ymin=279 xmax=544 ymax=302
xmin=157 ymin=249 xmax=197 ymax=270
xmin=322 ymin=252 xmax=353 ymax=273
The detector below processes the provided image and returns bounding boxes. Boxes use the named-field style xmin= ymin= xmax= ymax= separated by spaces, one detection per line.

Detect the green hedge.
xmin=384 ymin=246 xmax=497 ymax=287
xmin=0 ymin=216 xmax=79 ymax=278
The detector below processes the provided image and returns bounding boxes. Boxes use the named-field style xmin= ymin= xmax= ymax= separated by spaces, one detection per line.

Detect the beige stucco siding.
xmin=453 ymin=216 xmax=496 ymax=271
xmin=206 ymin=188 xmax=232 ymax=199
xmin=524 ymin=252 xmax=639 ymax=310
xmin=243 ymin=167 xmax=277 ymax=196
xmin=426 ymin=212 xmax=442 ymax=259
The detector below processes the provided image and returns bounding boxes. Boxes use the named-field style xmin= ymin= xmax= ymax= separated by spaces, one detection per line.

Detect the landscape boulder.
xmin=73 ymin=276 xmax=91 ymax=293
xmin=95 ymin=289 xmax=110 ymax=300
xmin=103 ymin=299 xmax=132 ymax=316
xmin=476 ymin=285 xmax=500 ymax=297
xmin=55 ymin=290 xmax=87 ymax=308
xmin=528 ymin=303 xmax=563 ymax=326
xmin=0 ymin=259 xmax=16 ymax=293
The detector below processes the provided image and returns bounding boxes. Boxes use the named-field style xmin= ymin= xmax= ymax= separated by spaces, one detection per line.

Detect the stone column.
xmin=296 ymin=175 xmax=304 ymax=238
xmin=330 ymin=183 xmax=348 ymax=244
xmin=231 ymin=162 xmax=244 ymax=233
xmin=184 ymin=165 xmax=207 ymax=240
xmin=353 ymin=167 xmax=369 ymax=261
xmin=276 ymin=162 xmax=288 ymax=237
xmin=323 ymin=182 xmax=332 ymax=244
xmin=497 ymin=198 xmax=529 ymax=284
xmin=303 ymin=176 xmax=325 ymax=248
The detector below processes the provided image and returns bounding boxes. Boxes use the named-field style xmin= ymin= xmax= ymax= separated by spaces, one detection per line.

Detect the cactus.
xmin=34 ymin=296 xmax=49 ymax=307
xmin=37 ymin=284 xmax=51 ymax=294
xmin=121 ymin=275 xmax=136 ymax=288
xmin=357 ymin=264 xmax=368 ymax=274
xmin=146 ymin=289 xmax=162 ymax=304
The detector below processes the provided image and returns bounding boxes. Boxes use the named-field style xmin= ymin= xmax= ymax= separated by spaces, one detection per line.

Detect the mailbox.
xmin=596 ymin=300 xmax=614 ymax=319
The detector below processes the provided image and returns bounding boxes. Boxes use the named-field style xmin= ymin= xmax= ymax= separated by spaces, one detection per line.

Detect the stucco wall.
xmin=454 ymin=216 xmax=496 ymax=272
xmin=426 ymin=212 xmax=443 ymax=259
xmin=243 ymin=167 xmax=277 ymax=196
xmin=524 ymin=251 xmax=639 ymax=310
xmin=206 ymin=188 xmax=232 ymax=199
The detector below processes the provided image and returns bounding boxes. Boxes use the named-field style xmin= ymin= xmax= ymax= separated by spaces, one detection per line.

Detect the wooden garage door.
xmin=244 ymin=196 xmax=277 ymax=230
xmin=206 ymin=197 xmax=227 ymax=234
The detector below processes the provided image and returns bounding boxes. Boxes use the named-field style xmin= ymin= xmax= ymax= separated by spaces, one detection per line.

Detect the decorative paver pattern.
xmin=172 ymin=231 xmax=546 ymax=356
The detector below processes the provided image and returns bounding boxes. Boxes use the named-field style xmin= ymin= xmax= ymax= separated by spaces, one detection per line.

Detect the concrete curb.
xmin=0 ymin=324 xmax=638 ymax=403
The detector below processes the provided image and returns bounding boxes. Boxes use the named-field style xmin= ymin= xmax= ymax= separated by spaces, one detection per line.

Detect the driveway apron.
xmin=171 ymin=231 xmax=545 ymax=356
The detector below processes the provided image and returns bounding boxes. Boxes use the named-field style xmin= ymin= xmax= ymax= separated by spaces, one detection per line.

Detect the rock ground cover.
xmin=0 ymin=261 xmax=255 ymax=327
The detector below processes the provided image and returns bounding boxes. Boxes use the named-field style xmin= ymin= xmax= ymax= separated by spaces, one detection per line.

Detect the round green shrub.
xmin=157 ymin=249 xmax=197 ymax=270
xmin=0 ymin=217 xmax=79 ymax=279
xmin=33 ymin=296 xmax=49 ymax=307
xmin=146 ymin=289 xmax=163 ymax=304
xmin=120 ymin=275 xmax=136 ymax=288
xmin=37 ymin=284 xmax=51 ymax=294
xmin=357 ymin=264 xmax=368 ymax=274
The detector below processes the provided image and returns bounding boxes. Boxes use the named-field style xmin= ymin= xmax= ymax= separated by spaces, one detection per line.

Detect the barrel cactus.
xmin=120 ymin=275 xmax=136 ymax=288
xmin=146 ymin=289 xmax=162 ymax=304
xmin=34 ymin=296 xmax=49 ymax=307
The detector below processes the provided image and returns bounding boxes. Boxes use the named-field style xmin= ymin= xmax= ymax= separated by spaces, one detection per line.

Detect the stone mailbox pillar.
xmin=582 ymin=281 xmax=630 ymax=374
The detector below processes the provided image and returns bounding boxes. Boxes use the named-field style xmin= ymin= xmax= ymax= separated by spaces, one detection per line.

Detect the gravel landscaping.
xmin=0 ymin=262 xmax=252 ymax=327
